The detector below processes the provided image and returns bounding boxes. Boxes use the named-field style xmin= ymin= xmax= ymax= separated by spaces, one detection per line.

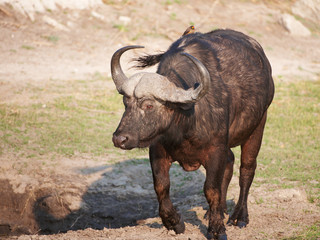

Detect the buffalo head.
xmin=111 ymin=45 xmax=210 ymax=150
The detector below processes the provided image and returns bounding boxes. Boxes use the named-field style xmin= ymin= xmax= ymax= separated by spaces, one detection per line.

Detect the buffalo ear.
xmin=166 ymin=101 xmax=194 ymax=111
xmin=178 ymin=103 xmax=194 ymax=111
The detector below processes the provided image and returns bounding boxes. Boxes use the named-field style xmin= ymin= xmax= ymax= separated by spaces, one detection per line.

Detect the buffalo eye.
xmin=140 ymin=99 xmax=155 ymax=111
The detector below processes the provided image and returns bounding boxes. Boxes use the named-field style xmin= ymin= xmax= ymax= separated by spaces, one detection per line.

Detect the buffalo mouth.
xmin=136 ymin=139 xmax=154 ymax=149
xmin=112 ymin=132 xmax=158 ymax=150
xmin=116 ymin=140 xmax=150 ymax=150
xmin=136 ymin=132 xmax=161 ymax=149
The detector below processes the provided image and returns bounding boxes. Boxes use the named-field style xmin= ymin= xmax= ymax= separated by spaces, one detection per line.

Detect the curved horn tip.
xmin=111 ymin=45 xmax=145 ymax=94
xmin=179 ymin=52 xmax=210 ymax=101
xmin=117 ymin=45 xmax=145 ymax=52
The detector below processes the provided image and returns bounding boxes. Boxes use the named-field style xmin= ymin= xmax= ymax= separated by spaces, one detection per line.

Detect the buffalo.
xmin=110 ymin=29 xmax=274 ymax=240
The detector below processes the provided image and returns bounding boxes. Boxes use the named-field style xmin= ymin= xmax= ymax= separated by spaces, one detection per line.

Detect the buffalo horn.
xmin=179 ymin=52 xmax=210 ymax=101
xmin=110 ymin=45 xmax=144 ymax=94
xmin=133 ymin=52 xmax=210 ymax=103
xmin=135 ymin=52 xmax=210 ymax=103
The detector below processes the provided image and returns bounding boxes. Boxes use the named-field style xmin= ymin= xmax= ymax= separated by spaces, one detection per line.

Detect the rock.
xmin=292 ymin=0 xmax=320 ymax=24
xmin=119 ymin=16 xmax=131 ymax=25
xmin=279 ymin=13 xmax=311 ymax=37
xmin=0 ymin=0 xmax=103 ymax=20
xmin=91 ymin=10 xmax=106 ymax=21
xmin=42 ymin=15 xmax=69 ymax=32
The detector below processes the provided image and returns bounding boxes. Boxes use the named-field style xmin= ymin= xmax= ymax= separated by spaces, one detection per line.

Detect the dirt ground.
xmin=0 ymin=0 xmax=320 ymax=239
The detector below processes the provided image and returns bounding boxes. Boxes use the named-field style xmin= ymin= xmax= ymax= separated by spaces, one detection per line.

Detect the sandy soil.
xmin=0 ymin=0 xmax=319 ymax=239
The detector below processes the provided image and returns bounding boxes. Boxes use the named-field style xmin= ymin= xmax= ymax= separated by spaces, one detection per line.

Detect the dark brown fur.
xmin=112 ymin=29 xmax=274 ymax=240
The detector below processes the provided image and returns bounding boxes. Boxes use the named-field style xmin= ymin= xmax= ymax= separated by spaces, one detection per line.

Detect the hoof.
xmin=207 ymin=233 xmax=227 ymax=240
xmin=217 ymin=233 xmax=228 ymax=240
xmin=226 ymin=218 xmax=235 ymax=226
xmin=206 ymin=232 xmax=214 ymax=240
xmin=227 ymin=218 xmax=247 ymax=228
xmin=173 ymin=218 xmax=185 ymax=234
xmin=237 ymin=221 xmax=247 ymax=228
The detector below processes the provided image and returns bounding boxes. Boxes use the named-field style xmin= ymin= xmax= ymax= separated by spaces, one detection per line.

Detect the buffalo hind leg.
xmin=221 ymin=149 xmax=235 ymax=213
xmin=149 ymin=144 xmax=185 ymax=234
xmin=204 ymin=146 xmax=228 ymax=240
xmin=228 ymin=112 xmax=267 ymax=228
xmin=205 ymin=149 xmax=234 ymax=219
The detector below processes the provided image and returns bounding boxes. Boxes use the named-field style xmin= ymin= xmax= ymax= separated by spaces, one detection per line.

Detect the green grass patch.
xmin=113 ymin=24 xmax=128 ymax=32
xmin=283 ymin=221 xmax=320 ymax=240
xmin=42 ymin=35 xmax=59 ymax=43
xmin=233 ymin=79 xmax=320 ymax=203
xmin=264 ymin=80 xmax=319 ymax=200
xmin=0 ymin=79 xmax=143 ymax=160
xmin=21 ymin=45 xmax=35 ymax=50
xmin=170 ymin=12 xmax=177 ymax=20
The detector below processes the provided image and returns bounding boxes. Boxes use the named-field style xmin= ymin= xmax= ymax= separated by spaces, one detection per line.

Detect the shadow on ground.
xmin=33 ymin=158 xmax=210 ymax=234
xmin=0 ymin=158 xmax=215 ymax=236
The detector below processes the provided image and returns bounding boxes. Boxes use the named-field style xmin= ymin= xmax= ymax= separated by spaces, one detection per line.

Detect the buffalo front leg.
xmin=228 ymin=112 xmax=267 ymax=228
xmin=149 ymin=144 xmax=185 ymax=234
xmin=204 ymin=146 xmax=228 ymax=240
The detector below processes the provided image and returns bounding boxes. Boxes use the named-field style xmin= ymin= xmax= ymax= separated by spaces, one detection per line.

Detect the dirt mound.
xmin=0 ymin=174 xmax=87 ymax=236
xmin=0 ymin=179 xmax=37 ymax=235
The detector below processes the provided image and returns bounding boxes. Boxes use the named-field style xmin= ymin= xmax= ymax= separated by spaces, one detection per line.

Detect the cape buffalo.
xmin=110 ymin=29 xmax=274 ymax=240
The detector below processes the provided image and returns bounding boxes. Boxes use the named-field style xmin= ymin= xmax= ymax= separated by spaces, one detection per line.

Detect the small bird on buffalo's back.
xmin=182 ymin=25 xmax=195 ymax=36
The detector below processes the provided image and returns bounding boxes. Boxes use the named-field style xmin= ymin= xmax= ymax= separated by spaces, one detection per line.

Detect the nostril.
xmin=118 ymin=135 xmax=128 ymax=145
xmin=112 ymin=134 xmax=129 ymax=148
